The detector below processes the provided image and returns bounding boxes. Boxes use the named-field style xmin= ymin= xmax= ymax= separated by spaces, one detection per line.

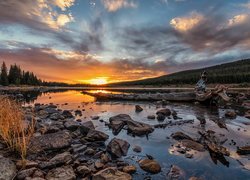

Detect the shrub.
xmin=0 ymin=95 xmax=35 ymax=164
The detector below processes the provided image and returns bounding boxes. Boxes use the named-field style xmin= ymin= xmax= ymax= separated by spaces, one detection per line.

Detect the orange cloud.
xmin=102 ymin=0 xmax=137 ymax=12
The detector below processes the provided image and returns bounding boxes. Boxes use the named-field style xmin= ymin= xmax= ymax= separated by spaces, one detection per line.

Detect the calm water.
xmin=23 ymin=89 xmax=250 ymax=180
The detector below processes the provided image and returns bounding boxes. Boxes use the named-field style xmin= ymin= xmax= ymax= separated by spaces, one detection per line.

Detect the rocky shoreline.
xmin=0 ymin=91 xmax=250 ymax=180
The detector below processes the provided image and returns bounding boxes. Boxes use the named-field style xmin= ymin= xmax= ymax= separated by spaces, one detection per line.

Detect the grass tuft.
xmin=0 ymin=95 xmax=35 ymax=165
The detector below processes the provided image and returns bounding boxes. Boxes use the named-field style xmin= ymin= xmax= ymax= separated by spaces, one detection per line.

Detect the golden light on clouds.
xmin=170 ymin=12 xmax=203 ymax=32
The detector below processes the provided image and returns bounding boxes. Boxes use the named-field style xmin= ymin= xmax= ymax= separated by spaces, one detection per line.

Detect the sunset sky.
xmin=0 ymin=0 xmax=250 ymax=84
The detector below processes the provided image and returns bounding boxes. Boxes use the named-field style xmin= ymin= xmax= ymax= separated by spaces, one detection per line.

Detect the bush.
xmin=0 ymin=95 xmax=35 ymax=164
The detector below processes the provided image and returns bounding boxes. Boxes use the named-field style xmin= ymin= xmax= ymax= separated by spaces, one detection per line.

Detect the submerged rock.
xmin=139 ymin=159 xmax=161 ymax=174
xmin=171 ymin=132 xmax=194 ymax=141
xmin=123 ymin=165 xmax=137 ymax=174
xmin=132 ymin=145 xmax=142 ymax=153
xmin=107 ymin=138 xmax=130 ymax=158
xmin=225 ymin=110 xmax=237 ymax=119
xmin=237 ymin=146 xmax=250 ymax=155
xmin=135 ymin=105 xmax=143 ymax=112
xmin=46 ymin=166 xmax=76 ymax=180
xmin=147 ymin=115 xmax=156 ymax=120
xmin=92 ymin=167 xmax=132 ymax=180
xmin=0 ymin=156 xmax=16 ymax=180
xmin=29 ymin=131 xmax=72 ymax=153
xmin=167 ymin=165 xmax=185 ymax=180
xmin=181 ymin=140 xmax=205 ymax=152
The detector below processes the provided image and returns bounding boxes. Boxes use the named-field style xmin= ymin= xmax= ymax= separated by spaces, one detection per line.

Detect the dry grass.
xmin=0 ymin=95 xmax=35 ymax=164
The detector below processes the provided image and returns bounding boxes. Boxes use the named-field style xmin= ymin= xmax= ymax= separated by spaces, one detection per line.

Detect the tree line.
xmin=0 ymin=62 xmax=42 ymax=86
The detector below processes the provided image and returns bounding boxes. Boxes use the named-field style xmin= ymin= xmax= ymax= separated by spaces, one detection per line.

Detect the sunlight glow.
xmin=88 ymin=78 xmax=108 ymax=85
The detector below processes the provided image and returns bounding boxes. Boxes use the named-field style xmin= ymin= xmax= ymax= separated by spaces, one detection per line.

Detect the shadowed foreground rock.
xmin=107 ymin=138 xmax=130 ymax=158
xmin=29 ymin=131 xmax=72 ymax=153
xmin=46 ymin=166 xmax=76 ymax=180
xmin=0 ymin=155 xmax=16 ymax=180
xmin=92 ymin=167 xmax=132 ymax=180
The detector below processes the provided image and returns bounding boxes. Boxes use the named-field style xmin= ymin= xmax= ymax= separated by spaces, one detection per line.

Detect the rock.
xmin=109 ymin=115 xmax=127 ymax=135
xmin=157 ymin=114 xmax=165 ymax=121
xmin=80 ymin=121 xmax=95 ymax=135
xmin=147 ymin=115 xmax=155 ymax=120
xmin=0 ymin=156 xmax=16 ymax=180
xmin=16 ymin=167 xmax=37 ymax=180
xmin=207 ymin=142 xmax=230 ymax=156
xmin=123 ymin=165 xmax=137 ymax=174
xmin=92 ymin=116 xmax=100 ymax=120
xmin=39 ymin=152 xmax=72 ymax=169
xmin=167 ymin=165 xmax=185 ymax=180
xmin=132 ymin=145 xmax=142 ymax=153
xmin=100 ymin=153 xmax=110 ymax=164
xmin=64 ymin=120 xmax=80 ymax=131
xmin=84 ymin=148 xmax=95 ymax=155
xmin=76 ymin=165 xmax=91 ymax=176
xmin=75 ymin=110 xmax=82 ymax=116
xmin=16 ymin=160 xmax=38 ymax=169
xmin=156 ymin=108 xmax=171 ymax=116
xmin=181 ymin=140 xmax=205 ymax=152
xmin=46 ymin=166 xmax=76 ymax=180
xmin=135 ymin=105 xmax=143 ymax=112
xmin=237 ymin=146 xmax=250 ymax=155
xmin=139 ymin=159 xmax=161 ymax=174
xmin=62 ymin=110 xmax=74 ymax=118
xmin=189 ymin=177 xmax=204 ymax=180
xmin=29 ymin=131 xmax=72 ymax=153
xmin=95 ymin=161 xmax=104 ymax=169
xmin=50 ymin=113 xmax=64 ymax=120
xmin=225 ymin=110 xmax=237 ymax=119
xmin=171 ymin=132 xmax=194 ymax=141
xmin=127 ymin=120 xmax=154 ymax=136
xmin=107 ymin=138 xmax=130 ymax=158
xmin=86 ymin=129 xmax=109 ymax=142
xmin=185 ymin=153 xmax=193 ymax=159
xmin=92 ymin=167 xmax=132 ymax=180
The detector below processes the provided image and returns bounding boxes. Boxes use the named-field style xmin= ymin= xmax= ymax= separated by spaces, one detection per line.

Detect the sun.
xmin=88 ymin=78 xmax=108 ymax=85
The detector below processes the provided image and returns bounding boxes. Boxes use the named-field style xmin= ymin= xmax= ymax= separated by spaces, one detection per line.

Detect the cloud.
xmin=101 ymin=0 xmax=137 ymax=12
xmin=170 ymin=12 xmax=204 ymax=32
xmin=53 ymin=0 xmax=75 ymax=11
xmin=170 ymin=12 xmax=250 ymax=52
xmin=0 ymin=0 xmax=75 ymax=31
xmin=241 ymin=1 xmax=250 ymax=9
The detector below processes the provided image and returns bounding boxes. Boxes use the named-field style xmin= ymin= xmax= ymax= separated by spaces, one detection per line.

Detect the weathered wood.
xmin=82 ymin=91 xmax=197 ymax=102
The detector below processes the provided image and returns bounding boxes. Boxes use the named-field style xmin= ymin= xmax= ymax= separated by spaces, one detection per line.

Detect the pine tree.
xmin=0 ymin=62 xmax=9 ymax=86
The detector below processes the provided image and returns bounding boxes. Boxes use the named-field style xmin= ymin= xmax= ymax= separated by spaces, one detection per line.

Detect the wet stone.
xmin=107 ymin=138 xmax=130 ymax=158
xmin=139 ymin=159 xmax=161 ymax=174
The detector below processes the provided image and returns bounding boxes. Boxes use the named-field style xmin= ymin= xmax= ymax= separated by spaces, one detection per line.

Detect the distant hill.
xmin=109 ymin=59 xmax=250 ymax=86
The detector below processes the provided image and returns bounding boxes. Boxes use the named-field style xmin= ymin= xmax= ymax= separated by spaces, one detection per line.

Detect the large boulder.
xmin=92 ymin=167 xmax=132 ymax=180
xmin=109 ymin=114 xmax=130 ymax=135
xmin=127 ymin=120 xmax=154 ymax=136
xmin=0 ymin=156 xmax=16 ymax=180
xmin=29 ymin=131 xmax=72 ymax=153
xmin=107 ymin=138 xmax=130 ymax=158
xmin=46 ymin=166 xmax=76 ymax=180
xmin=139 ymin=159 xmax=161 ymax=174
xmin=86 ymin=129 xmax=109 ymax=142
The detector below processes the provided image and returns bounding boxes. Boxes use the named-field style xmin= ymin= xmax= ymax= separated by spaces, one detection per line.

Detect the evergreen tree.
xmin=0 ymin=62 xmax=9 ymax=86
